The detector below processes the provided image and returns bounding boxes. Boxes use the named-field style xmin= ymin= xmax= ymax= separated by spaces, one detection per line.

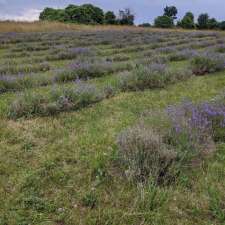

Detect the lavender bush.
xmin=169 ymin=49 xmax=198 ymax=62
xmin=117 ymin=125 xmax=177 ymax=183
xmin=167 ymin=99 xmax=225 ymax=146
xmin=190 ymin=52 xmax=225 ymax=75
xmin=8 ymin=82 xmax=104 ymax=119
xmin=0 ymin=62 xmax=50 ymax=75
xmin=117 ymin=97 xmax=225 ymax=183
xmin=118 ymin=63 xmax=192 ymax=91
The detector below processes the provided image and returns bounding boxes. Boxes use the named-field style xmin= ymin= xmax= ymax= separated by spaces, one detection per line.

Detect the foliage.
xmin=163 ymin=6 xmax=178 ymax=20
xmin=207 ymin=18 xmax=219 ymax=29
xmin=118 ymin=63 xmax=192 ymax=91
xmin=118 ymin=8 xmax=135 ymax=25
xmin=154 ymin=15 xmax=174 ymax=28
xmin=179 ymin=12 xmax=195 ymax=29
xmin=104 ymin=11 xmax=117 ymax=25
xmin=139 ymin=23 xmax=151 ymax=28
xmin=219 ymin=21 xmax=225 ymax=30
xmin=40 ymin=4 xmax=104 ymax=24
xmin=8 ymin=82 xmax=103 ymax=118
xmin=117 ymin=97 xmax=225 ymax=183
xmin=117 ymin=125 xmax=177 ymax=183
xmin=190 ymin=52 xmax=225 ymax=75
xmin=39 ymin=8 xmax=67 ymax=22
xmin=197 ymin=13 xmax=209 ymax=29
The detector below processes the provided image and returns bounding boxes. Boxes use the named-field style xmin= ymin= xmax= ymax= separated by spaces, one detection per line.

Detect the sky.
xmin=0 ymin=0 xmax=224 ymax=24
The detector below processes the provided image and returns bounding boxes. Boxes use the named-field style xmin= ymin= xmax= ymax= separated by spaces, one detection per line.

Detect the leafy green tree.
xmin=154 ymin=15 xmax=174 ymax=28
xmin=79 ymin=4 xmax=104 ymax=24
xmin=39 ymin=8 xmax=59 ymax=21
xmin=40 ymin=4 xmax=104 ymax=24
xmin=164 ymin=6 xmax=178 ymax=20
xmin=197 ymin=13 xmax=209 ymax=29
xmin=118 ymin=8 xmax=135 ymax=25
xmin=104 ymin=11 xmax=116 ymax=24
xmin=180 ymin=12 xmax=195 ymax=29
xmin=219 ymin=21 xmax=225 ymax=30
xmin=207 ymin=18 xmax=219 ymax=29
xmin=65 ymin=4 xmax=78 ymax=22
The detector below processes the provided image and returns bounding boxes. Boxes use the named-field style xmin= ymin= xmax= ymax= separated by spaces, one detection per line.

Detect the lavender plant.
xmin=190 ymin=52 xmax=225 ymax=75
xmin=117 ymin=96 xmax=225 ymax=183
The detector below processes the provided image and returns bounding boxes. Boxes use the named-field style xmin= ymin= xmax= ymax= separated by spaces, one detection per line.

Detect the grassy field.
xmin=0 ymin=25 xmax=225 ymax=225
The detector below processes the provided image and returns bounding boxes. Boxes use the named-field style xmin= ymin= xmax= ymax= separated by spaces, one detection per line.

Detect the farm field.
xmin=0 ymin=27 xmax=225 ymax=225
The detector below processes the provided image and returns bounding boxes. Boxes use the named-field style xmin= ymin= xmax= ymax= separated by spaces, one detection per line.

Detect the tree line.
xmin=39 ymin=4 xmax=134 ymax=25
xmin=39 ymin=4 xmax=225 ymax=30
xmin=153 ymin=6 xmax=225 ymax=30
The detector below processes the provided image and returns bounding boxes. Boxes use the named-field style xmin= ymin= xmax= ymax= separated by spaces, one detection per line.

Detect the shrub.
xmin=118 ymin=63 xmax=192 ymax=91
xmin=169 ymin=49 xmax=197 ymax=61
xmin=0 ymin=62 xmax=50 ymax=75
xmin=54 ymin=60 xmax=112 ymax=82
xmin=8 ymin=82 xmax=103 ymax=119
xmin=54 ymin=60 xmax=131 ymax=83
xmin=190 ymin=52 xmax=225 ymax=75
xmin=8 ymin=92 xmax=45 ymax=119
xmin=117 ymin=97 xmax=225 ymax=183
xmin=166 ymin=99 xmax=225 ymax=153
xmin=117 ymin=125 xmax=177 ymax=183
xmin=46 ymin=47 xmax=94 ymax=61
xmin=139 ymin=23 xmax=151 ymax=28
xmin=0 ymin=74 xmax=35 ymax=92
xmin=214 ymin=44 xmax=225 ymax=53
xmin=157 ymin=46 xmax=176 ymax=54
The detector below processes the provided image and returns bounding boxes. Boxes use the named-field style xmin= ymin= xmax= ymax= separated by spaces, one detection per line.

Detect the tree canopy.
xmin=39 ymin=3 xmax=225 ymax=30
xmin=39 ymin=4 xmax=134 ymax=25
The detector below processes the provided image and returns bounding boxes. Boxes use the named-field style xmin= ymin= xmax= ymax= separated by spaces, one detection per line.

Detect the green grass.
xmin=1 ymin=73 xmax=225 ymax=225
xmin=0 ymin=29 xmax=225 ymax=225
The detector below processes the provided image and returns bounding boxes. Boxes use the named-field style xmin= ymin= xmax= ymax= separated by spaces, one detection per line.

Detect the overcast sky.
xmin=0 ymin=0 xmax=224 ymax=24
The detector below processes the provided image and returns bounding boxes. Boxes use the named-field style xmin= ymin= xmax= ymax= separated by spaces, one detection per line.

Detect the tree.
xmin=39 ymin=8 xmax=60 ymax=21
xmin=39 ymin=4 xmax=104 ymax=24
xmin=154 ymin=15 xmax=174 ymax=28
xmin=185 ymin=12 xmax=194 ymax=21
xmin=207 ymin=18 xmax=219 ymax=29
xmin=197 ymin=13 xmax=209 ymax=29
xmin=118 ymin=8 xmax=135 ymax=25
xmin=65 ymin=4 xmax=78 ymax=22
xmin=81 ymin=4 xmax=104 ymax=24
xmin=164 ymin=6 xmax=178 ymax=20
xmin=105 ymin=11 xmax=116 ymax=24
xmin=180 ymin=12 xmax=195 ymax=29
xmin=219 ymin=21 xmax=225 ymax=30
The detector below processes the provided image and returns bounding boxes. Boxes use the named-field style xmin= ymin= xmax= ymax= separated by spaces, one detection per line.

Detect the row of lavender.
xmin=0 ymin=32 xmax=225 ymax=93
xmin=7 ymin=51 xmax=225 ymax=119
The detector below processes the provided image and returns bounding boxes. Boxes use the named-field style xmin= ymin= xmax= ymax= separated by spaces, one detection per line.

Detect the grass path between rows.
xmin=0 ymin=71 xmax=225 ymax=225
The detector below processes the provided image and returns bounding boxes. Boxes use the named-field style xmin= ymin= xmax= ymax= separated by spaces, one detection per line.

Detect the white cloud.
xmin=0 ymin=8 xmax=41 ymax=21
